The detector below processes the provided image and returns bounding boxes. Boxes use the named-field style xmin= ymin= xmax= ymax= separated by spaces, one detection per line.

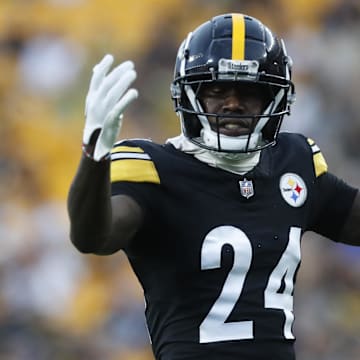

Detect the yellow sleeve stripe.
xmin=307 ymin=138 xmax=328 ymax=177
xmin=307 ymin=138 xmax=320 ymax=153
xmin=111 ymin=159 xmax=160 ymax=184
xmin=313 ymin=152 xmax=328 ymax=177
xmin=111 ymin=146 xmax=144 ymax=154
xmin=307 ymin=138 xmax=315 ymax=146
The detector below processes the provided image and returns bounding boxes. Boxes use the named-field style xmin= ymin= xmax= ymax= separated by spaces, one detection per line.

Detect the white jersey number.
xmin=199 ymin=226 xmax=301 ymax=343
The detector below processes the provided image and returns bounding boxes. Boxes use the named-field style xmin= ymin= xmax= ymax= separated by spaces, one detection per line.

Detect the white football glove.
xmin=83 ymin=54 xmax=138 ymax=161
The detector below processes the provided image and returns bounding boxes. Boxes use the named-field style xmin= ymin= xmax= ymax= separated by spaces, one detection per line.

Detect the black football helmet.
xmin=171 ymin=13 xmax=296 ymax=153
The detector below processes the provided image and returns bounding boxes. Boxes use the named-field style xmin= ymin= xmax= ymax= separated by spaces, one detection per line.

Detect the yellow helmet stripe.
xmin=232 ymin=14 xmax=245 ymax=60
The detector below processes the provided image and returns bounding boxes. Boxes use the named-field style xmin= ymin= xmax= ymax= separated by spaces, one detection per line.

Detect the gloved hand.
xmin=83 ymin=54 xmax=138 ymax=161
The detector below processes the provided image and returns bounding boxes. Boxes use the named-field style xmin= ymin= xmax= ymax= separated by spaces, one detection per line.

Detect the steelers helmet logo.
xmin=279 ymin=173 xmax=307 ymax=207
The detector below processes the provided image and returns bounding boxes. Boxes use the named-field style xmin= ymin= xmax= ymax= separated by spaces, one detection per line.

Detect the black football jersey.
xmin=110 ymin=133 xmax=357 ymax=360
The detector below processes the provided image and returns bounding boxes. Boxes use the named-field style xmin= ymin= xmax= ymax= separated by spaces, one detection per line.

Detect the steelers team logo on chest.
xmin=279 ymin=173 xmax=307 ymax=207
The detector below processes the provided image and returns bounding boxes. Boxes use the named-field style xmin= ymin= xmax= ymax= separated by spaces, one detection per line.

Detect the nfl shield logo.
xmin=239 ymin=178 xmax=254 ymax=199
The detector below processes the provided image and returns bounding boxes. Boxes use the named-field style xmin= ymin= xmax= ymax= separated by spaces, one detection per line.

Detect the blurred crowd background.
xmin=0 ymin=0 xmax=359 ymax=359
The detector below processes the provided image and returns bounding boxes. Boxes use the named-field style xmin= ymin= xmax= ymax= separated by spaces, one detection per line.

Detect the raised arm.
xmin=67 ymin=55 xmax=142 ymax=255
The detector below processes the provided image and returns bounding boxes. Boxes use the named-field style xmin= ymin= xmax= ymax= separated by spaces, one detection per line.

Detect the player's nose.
xmin=222 ymin=91 xmax=246 ymax=113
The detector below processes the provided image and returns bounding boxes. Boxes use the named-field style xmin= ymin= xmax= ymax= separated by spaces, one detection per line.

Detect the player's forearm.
xmin=67 ymin=154 xmax=113 ymax=253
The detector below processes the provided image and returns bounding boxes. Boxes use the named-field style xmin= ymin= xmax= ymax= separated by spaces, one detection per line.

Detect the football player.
xmin=68 ymin=13 xmax=360 ymax=360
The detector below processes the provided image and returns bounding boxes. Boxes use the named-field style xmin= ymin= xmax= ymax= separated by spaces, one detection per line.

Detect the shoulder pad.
xmin=110 ymin=142 xmax=160 ymax=184
xmin=307 ymin=138 xmax=328 ymax=177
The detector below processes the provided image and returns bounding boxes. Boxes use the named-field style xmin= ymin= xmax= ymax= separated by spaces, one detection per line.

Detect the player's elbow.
xmin=69 ymin=228 xmax=108 ymax=254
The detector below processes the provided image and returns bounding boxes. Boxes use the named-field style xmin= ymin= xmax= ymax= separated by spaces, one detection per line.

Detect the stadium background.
xmin=0 ymin=0 xmax=359 ymax=359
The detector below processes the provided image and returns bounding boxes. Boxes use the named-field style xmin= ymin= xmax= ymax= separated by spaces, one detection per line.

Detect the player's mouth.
xmin=211 ymin=118 xmax=255 ymax=136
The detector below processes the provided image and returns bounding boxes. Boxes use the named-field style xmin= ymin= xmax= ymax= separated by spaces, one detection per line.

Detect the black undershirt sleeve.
xmin=67 ymin=155 xmax=113 ymax=253
xmin=308 ymin=172 xmax=358 ymax=241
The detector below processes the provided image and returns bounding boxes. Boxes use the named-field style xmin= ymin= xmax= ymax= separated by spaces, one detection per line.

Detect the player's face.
xmin=198 ymin=82 xmax=268 ymax=137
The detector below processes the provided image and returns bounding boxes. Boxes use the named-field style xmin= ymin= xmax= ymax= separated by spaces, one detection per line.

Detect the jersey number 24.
xmin=199 ymin=226 xmax=301 ymax=343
